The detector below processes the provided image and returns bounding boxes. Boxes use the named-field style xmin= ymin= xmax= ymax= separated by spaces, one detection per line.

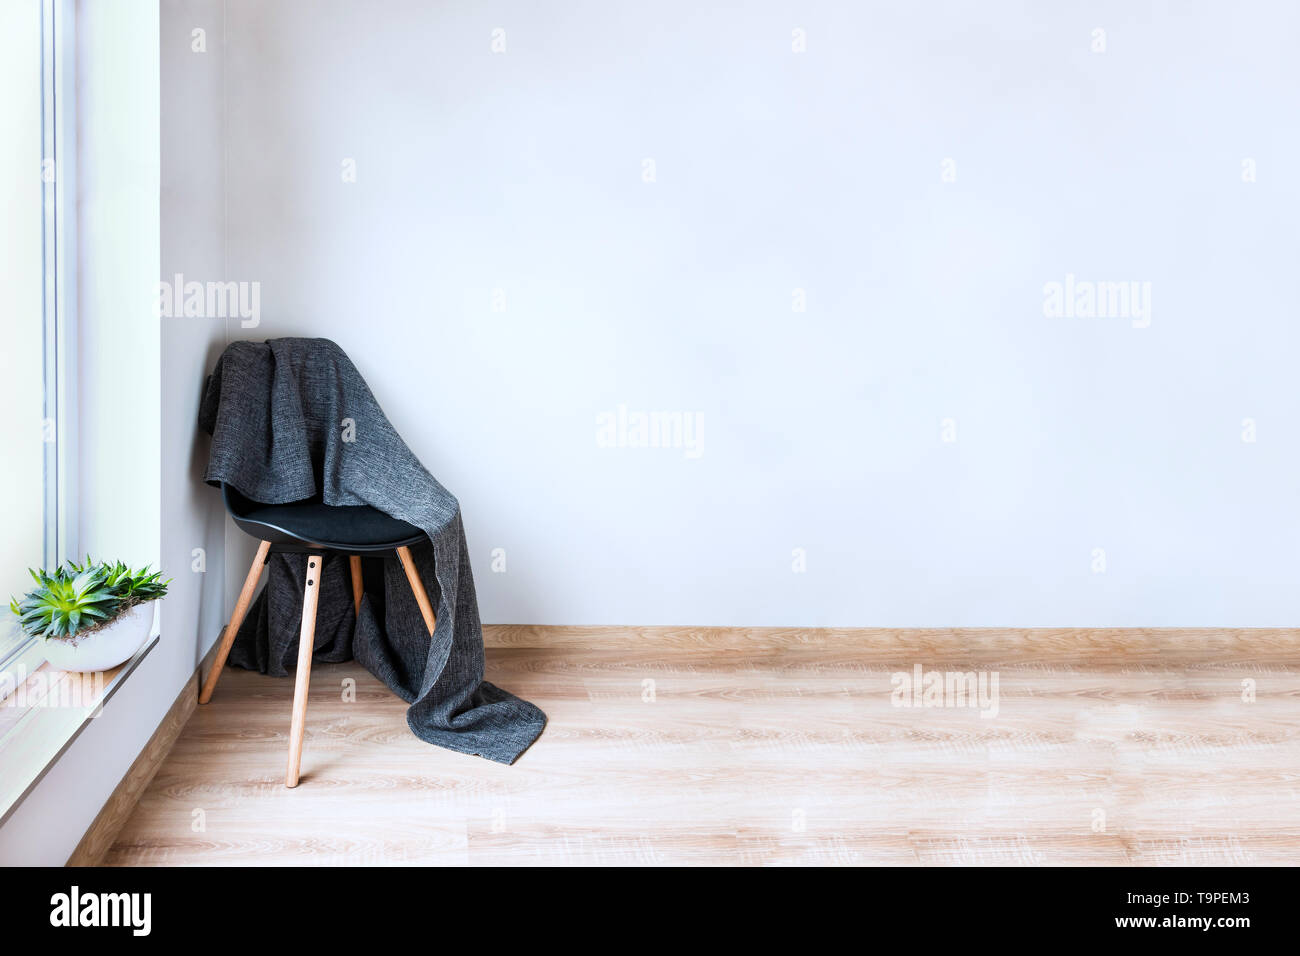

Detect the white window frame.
xmin=1 ymin=0 xmax=76 ymax=676
xmin=44 ymin=0 xmax=77 ymax=569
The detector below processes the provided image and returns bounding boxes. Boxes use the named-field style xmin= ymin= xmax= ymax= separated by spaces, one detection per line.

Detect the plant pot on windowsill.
xmin=9 ymin=560 xmax=170 ymax=673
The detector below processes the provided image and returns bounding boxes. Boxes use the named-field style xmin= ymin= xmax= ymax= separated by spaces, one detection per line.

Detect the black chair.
xmin=199 ymin=482 xmax=439 ymax=787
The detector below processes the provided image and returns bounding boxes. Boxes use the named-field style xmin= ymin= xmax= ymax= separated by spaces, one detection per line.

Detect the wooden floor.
xmin=105 ymin=628 xmax=1300 ymax=865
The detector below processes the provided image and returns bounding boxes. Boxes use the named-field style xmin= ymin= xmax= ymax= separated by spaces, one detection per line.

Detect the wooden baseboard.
xmin=65 ymin=635 xmax=226 ymax=867
xmin=483 ymin=625 xmax=1300 ymax=664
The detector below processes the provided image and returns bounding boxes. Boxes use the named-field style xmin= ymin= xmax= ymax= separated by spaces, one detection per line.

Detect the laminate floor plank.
xmin=103 ymin=638 xmax=1300 ymax=866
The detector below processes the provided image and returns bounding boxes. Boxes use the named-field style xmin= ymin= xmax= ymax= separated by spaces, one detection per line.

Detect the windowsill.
xmin=0 ymin=634 xmax=159 ymax=827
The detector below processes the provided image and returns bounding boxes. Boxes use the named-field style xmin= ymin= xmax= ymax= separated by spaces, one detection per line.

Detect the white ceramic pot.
xmin=41 ymin=601 xmax=154 ymax=672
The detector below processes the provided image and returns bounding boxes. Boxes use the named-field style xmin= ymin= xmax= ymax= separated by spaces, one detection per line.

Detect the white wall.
xmin=205 ymin=0 xmax=1299 ymax=627
xmin=158 ymin=0 xmax=230 ymax=694
xmin=76 ymin=3 xmax=161 ymax=568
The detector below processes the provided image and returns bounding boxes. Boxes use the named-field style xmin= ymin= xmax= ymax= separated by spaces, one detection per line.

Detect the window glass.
xmin=0 ymin=0 xmax=58 ymax=665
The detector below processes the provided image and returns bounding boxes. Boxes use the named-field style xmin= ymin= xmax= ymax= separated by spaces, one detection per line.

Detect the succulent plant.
xmin=9 ymin=559 xmax=171 ymax=641
xmin=75 ymin=559 xmax=169 ymax=606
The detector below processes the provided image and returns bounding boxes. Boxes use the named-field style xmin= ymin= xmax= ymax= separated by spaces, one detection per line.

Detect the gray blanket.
xmin=198 ymin=337 xmax=545 ymax=764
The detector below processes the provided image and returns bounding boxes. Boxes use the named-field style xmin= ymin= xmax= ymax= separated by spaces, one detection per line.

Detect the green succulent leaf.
xmin=8 ymin=558 xmax=170 ymax=640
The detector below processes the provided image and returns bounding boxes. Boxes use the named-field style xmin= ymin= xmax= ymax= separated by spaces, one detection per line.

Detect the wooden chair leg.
xmin=395 ymin=545 xmax=437 ymax=636
xmin=285 ymin=554 xmax=322 ymax=789
xmin=199 ymin=540 xmax=271 ymax=705
xmin=349 ymin=554 xmax=363 ymax=615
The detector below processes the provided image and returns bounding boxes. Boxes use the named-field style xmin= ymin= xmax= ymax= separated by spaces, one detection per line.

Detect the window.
xmin=0 ymin=0 xmax=73 ymax=670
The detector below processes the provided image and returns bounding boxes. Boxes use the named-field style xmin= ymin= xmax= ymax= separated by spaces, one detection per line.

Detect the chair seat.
xmin=224 ymin=485 xmax=425 ymax=552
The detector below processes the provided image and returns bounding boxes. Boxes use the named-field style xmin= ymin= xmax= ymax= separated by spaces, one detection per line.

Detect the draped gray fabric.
xmin=198 ymin=337 xmax=545 ymax=764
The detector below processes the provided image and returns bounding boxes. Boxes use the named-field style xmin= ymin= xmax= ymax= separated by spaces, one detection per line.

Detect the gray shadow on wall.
xmin=188 ymin=335 xmax=233 ymax=671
